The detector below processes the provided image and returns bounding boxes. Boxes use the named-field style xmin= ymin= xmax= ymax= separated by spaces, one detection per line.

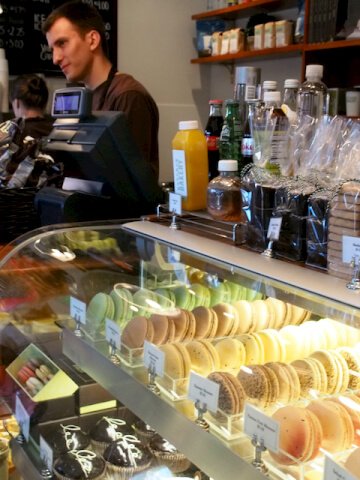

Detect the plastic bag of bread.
xmin=241 ymin=165 xmax=282 ymax=252
xmin=272 ymin=177 xmax=316 ymax=262
xmin=229 ymin=28 xmax=245 ymax=54
xmin=327 ymin=181 xmax=360 ymax=280
xmin=211 ymin=32 xmax=222 ymax=56
xmin=306 ymin=189 xmax=332 ymax=270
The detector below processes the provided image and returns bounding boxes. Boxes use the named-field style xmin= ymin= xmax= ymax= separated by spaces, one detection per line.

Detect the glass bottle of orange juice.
xmin=172 ymin=120 xmax=208 ymax=211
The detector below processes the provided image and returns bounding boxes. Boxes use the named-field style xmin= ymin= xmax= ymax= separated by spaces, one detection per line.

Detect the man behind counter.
xmin=42 ymin=0 xmax=159 ymax=181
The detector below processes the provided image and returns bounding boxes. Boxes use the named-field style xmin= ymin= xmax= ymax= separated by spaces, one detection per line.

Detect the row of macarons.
xmin=119 ymin=298 xmax=313 ymax=353
xmin=46 ymin=415 xmax=192 ymax=480
xmin=85 ymin=281 xmax=265 ymax=332
xmin=270 ymin=395 xmax=360 ymax=468
xmin=158 ymin=342 xmax=360 ymax=415
xmin=16 ymin=358 xmax=55 ymax=396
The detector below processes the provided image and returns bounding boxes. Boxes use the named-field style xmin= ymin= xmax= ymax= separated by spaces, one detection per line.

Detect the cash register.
xmin=35 ymin=87 xmax=162 ymax=225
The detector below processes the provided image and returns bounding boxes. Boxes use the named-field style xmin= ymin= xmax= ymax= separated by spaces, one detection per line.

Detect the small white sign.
xmin=188 ymin=371 xmax=220 ymax=413
xmin=40 ymin=435 xmax=53 ymax=471
xmin=267 ymin=217 xmax=282 ymax=241
xmin=105 ymin=319 xmax=121 ymax=350
xmin=244 ymin=403 xmax=279 ymax=453
xmin=167 ymin=247 xmax=181 ymax=263
xmin=169 ymin=192 xmax=182 ymax=216
xmin=70 ymin=297 xmax=87 ymax=325
xmin=324 ymin=455 xmax=357 ymax=480
xmin=15 ymin=396 xmax=30 ymax=442
xmin=342 ymin=235 xmax=360 ymax=264
xmin=143 ymin=341 xmax=165 ymax=377
xmin=172 ymin=150 xmax=187 ymax=197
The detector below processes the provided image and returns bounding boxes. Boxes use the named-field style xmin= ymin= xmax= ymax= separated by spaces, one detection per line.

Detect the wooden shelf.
xmin=191 ymin=43 xmax=303 ymax=64
xmin=192 ymin=0 xmax=298 ymax=20
xmin=191 ymin=39 xmax=359 ymax=65
xmin=304 ymin=38 xmax=360 ymax=51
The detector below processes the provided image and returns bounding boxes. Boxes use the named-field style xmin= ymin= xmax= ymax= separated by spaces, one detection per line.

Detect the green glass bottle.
xmin=219 ymin=99 xmax=241 ymax=167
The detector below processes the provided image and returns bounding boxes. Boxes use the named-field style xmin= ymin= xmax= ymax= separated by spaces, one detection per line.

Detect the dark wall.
xmin=0 ymin=0 xmax=117 ymax=76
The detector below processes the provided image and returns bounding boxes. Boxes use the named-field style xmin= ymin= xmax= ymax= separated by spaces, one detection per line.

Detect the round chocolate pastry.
xmin=53 ymin=450 xmax=106 ymax=480
xmin=132 ymin=419 xmax=156 ymax=446
xmin=103 ymin=435 xmax=152 ymax=478
xmin=50 ymin=425 xmax=90 ymax=458
xmin=149 ymin=434 xmax=191 ymax=473
xmin=89 ymin=416 xmax=132 ymax=455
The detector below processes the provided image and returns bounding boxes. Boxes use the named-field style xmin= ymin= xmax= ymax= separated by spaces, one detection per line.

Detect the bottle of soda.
xmin=219 ymin=99 xmax=241 ymax=168
xmin=240 ymin=100 xmax=256 ymax=170
xmin=204 ymin=99 xmax=224 ymax=180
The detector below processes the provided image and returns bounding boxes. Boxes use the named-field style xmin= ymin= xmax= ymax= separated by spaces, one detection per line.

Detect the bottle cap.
xmin=263 ymin=80 xmax=277 ymax=90
xmin=305 ymin=64 xmax=323 ymax=79
xmin=218 ymin=160 xmax=238 ymax=172
xmin=264 ymin=91 xmax=281 ymax=103
xmin=224 ymin=99 xmax=239 ymax=106
xmin=209 ymin=99 xmax=223 ymax=104
xmin=178 ymin=120 xmax=199 ymax=130
xmin=284 ymin=79 xmax=299 ymax=88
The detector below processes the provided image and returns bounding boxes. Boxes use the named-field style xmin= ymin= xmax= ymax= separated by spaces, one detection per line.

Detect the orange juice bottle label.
xmin=172 ymin=149 xmax=187 ymax=197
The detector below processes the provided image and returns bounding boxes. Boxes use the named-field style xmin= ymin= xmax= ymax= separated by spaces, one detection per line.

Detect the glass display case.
xmin=0 ymin=218 xmax=360 ymax=480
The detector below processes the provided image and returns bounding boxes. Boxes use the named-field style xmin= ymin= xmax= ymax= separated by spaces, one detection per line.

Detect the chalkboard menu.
xmin=0 ymin=0 xmax=117 ymax=76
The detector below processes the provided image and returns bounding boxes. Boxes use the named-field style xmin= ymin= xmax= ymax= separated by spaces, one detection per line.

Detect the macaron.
xmin=186 ymin=339 xmax=220 ymax=377
xmin=149 ymin=314 xmax=175 ymax=345
xmin=214 ymin=337 xmax=246 ymax=374
xmin=209 ymin=283 xmax=231 ymax=307
xmin=189 ymin=283 xmax=211 ymax=308
xmin=121 ymin=316 xmax=154 ymax=350
xmin=310 ymin=350 xmax=341 ymax=394
xmin=337 ymin=347 xmax=360 ymax=390
xmin=265 ymin=298 xmax=287 ymax=330
xmin=132 ymin=288 xmax=159 ymax=316
xmin=291 ymin=358 xmax=320 ymax=397
xmin=110 ymin=287 xmax=133 ymax=327
xmin=270 ymin=405 xmax=322 ymax=465
xmin=265 ymin=362 xmax=293 ymax=404
xmin=170 ymin=308 xmax=190 ymax=342
xmin=326 ymin=394 xmax=360 ymax=446
xmin=161 ymin=343 xmax=191 ymax=389
xmin=212 ymin=303 xmax=238 ymax=337
xmin=232 ymin=300 xmax=252 ymax=334
xmin=192 ymin=306 xmax=218 ymax=339
xmin=239 ymin=333 xmax=264 ymax=365
xmin=306 ymin=399 xmax=354 ymax=453
xmin=35 ymin=368 xmax=48 ymax=384
xmin=256 ymin=329 xmax=284 ymax=363
xmin=207 ymin=371 xmax=246 ymax=421
xmin=17 ymin=365 xmax=35 ymax=384
xmin=173 ymin=285 xmax=196 ymax=311
xmin=26 ymin=376 xmax=44 ymax=395
xmin=237 ymin=365 xmax=270 ymax=409
xmin=251 ymin=299 xmax=270 ymax=332
xmin=86 ymin=292 xmax=115 ymax=333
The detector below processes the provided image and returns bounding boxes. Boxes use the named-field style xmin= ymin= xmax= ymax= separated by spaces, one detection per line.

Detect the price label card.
xmin=188 ymin=371 xmax=220 ymax=413
xmin=324 ymin=455 xmax=357 ymax=480
xmin=15 ymin=396 xmax=30 ymax=442
xmin=244 ymin=403 xmax=279 ymax=453
xmin=70 ymin=297 xmax=87 ymax=325
xmin=267 ymin=217 xmax=282 ymax=241
xmin=342 ymin=235 xmax=360 ymax=264
xmin=169 ymin=192 xmax=182 ymax=216
xmin=40 ymin=435 xmax=53 ymax=471
xmin=168 ymin=247 xmax=181 ymax=263
xmin=143 ymin=341 xmax=165 ymax=377
xmin=105 ymin=319 xmax=121 ymax=350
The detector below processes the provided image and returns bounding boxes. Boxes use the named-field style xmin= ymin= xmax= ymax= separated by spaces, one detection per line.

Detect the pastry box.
xmin=6 ymin=343 xmax=78 ymax=402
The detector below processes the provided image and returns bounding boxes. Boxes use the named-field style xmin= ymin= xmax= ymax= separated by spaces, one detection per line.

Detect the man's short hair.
xmin=42 ymin=0 xmax=108 ymax=56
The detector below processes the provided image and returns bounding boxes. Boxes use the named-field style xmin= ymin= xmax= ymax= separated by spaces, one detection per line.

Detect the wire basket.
xmin=0 ymin=188 xmax=40 ymax=244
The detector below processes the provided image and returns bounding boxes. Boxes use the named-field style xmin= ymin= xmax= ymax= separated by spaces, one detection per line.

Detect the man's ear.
xmin=87 ymin=30 xmax=101 ymax=52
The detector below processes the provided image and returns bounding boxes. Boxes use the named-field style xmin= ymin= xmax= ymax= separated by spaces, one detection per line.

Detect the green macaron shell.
xmin=190 ymin=283 xmax=211 ymax=308
xmin=209 ymin=283 xmax=231 ymax=307
xmin=174 ymin=285 xmax=195 ymax=310
xmin=86 ymin=292 xmax=114 ymax=334
xmin=110 ymin=288 xmax=133 ymax=326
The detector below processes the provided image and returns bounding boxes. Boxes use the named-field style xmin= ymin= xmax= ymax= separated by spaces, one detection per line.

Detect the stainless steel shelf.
xmin=62 ymin=328 xmax=266 ymax=480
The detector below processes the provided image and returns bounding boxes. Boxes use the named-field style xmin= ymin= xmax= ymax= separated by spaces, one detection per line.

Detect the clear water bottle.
xmin=296 ymin=64 xmax=328 ymax=120
xmin=283 ymin=79 xmax=299 ymax=111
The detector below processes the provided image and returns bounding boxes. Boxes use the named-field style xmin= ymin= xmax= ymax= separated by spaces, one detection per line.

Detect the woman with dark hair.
xmin=10 ymin=73 xmax=53 ymax=141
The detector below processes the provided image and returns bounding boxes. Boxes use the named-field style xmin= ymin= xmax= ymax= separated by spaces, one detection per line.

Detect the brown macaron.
xmin=192 ymin=306 xmax=218 ymax=339
xmin=207 ymin=371 xmax=246 ymax=422
xmin=121 ymin=316 xmax=154 ymax=350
